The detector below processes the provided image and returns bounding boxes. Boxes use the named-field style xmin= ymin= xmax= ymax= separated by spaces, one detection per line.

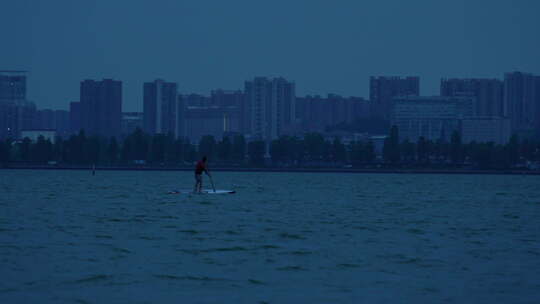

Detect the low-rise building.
xmin=461 ymin=117 xmax=511 ymax=144
xmin=296 ymin=94 xmax=369 ymax=132
xmin=370 ymin=135 xmax=388 ymax=158
xmin=391 ymin=96 xmax=475 ymax=142
xmin=0 ymin=100 xmax=36 ymax=139
xmin=184 ymin=106 xmax=241 ymax=142
xmin=122 ymin=112 xmax=143 ymax=136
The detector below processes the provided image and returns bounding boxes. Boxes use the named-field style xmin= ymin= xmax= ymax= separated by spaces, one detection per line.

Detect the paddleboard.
xmin=168 ymin=189 xmax=236 ymax=195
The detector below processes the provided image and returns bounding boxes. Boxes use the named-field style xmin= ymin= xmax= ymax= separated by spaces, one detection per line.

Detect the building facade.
xmin=121 ymin=112 xmax=143 ymax=136
xmin=391 ymin=96 xmax=475 ymax=142
xmin=296 ymin=94 xmax=369 ymax=132
xmin=441 ymin=78 xmax=504 ymax=117
xmin=183 ymin=106 xmax=238 ymax=142
xmin=0 ymin=71 xmax=26 ymax=101
xmin=244 ymin=77 xmax=295 ymax=141
xmin=54 ymin=110 xmax=70 ymax=138
xmin=537 ymin=76 xmax=540 ymax=137
xmin=34 ymin=109 xmax=55 ymax=129
xmin=504 ymin=72 xmax=540 ymax=137
xmin=80 ymin=79 xmax=122 ymax=138
xmin=176 ymin=92 xmax=244 ymax=142
xmin=0 ymin=71 xmax=35 ymax=139
xmin=69 ymin=101 xmax=81 ymax=135
xmin=461 ymin=117 xmax=511 ymax=144
xmin=33 ymin=109 xmax=69 ymax=138
xmin=370 ymin=76 xmax=420 ymax=120
xmin=177 ymin=95 xmax=186 ymax=139
xmin=143 ymin=79 xmax=178 ymax=137
xmin=211 ymin=89 xmax=247 ymax=134
xmin=0 ymin=100 xmax=36 ymax=140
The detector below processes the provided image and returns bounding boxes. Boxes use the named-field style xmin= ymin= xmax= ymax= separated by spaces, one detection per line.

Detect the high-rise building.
xmin=244 ymin=77 xmax=295 ymax=141
xmin=0 ymin=71 xmax=35 ymax=139
xmin=504 ymin=72 xmax=540 ymax=137
xmin=537 ymin=76 xmax=540 ymax=137
xmin=391 ymin=96 xmax=475 ymax=142
xmin=143 ymin=79 xmax=178 ymax=137
xmin=441 ymin=78 xmax=504 ymax=117
xmin=296 ymin=95 xmax=329 ymax=132
xmin=0 ymin=70 xmax=26 ymax=101
xmin=80 ymin=79 xmax=122 ymax=138
xmin=177 ymin=95 xmax=186 ymax=140
xmin=370 ymin=76 xmax=420 ymax=120
xmin=69 ymin=101 xmax=81 ymax=135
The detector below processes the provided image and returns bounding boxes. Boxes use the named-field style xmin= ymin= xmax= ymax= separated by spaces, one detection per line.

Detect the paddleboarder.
xmin=194 ymin=156 xmax=212 ymax=193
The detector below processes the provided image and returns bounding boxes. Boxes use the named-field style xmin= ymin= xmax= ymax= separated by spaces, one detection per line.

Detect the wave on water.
xmin=2 ymin=171 xmax=540 ymax=303
xmin=153 ymin=274 xmax=229 ymax=282
xmin=71 ymin=274 xmax=113 ymax=284
xmin=276 ymin=265 xmax=308 ymax=271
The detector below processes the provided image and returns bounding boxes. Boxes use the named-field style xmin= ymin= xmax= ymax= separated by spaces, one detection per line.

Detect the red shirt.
xmin=195 ymin=160 xmax=206 ymax=175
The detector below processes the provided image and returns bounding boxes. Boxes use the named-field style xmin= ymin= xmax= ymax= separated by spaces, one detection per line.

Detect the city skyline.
xmin=2 ymin=70 xmax=539 ymax=143
xmin=2 ymin=70 xmax=538 ymax=112
xmin=3 ymin=3 xmax=540 ymax=303
xmin=2 ymin=0 xmax=539 ymax=111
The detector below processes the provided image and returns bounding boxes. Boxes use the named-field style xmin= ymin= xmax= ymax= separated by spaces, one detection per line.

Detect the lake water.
xmin=1 ymin=169 xmax=540 ymax=303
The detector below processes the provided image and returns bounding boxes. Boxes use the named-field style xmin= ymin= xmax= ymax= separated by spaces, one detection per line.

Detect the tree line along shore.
xmin=1 ymin=127 xmax=540 ymax=171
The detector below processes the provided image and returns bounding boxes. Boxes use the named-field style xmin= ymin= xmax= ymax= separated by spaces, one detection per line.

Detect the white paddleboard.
xmin=168 ymin=189 xmax=236 ymax=195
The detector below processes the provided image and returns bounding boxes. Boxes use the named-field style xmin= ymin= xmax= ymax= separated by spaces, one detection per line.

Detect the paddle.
xmin=209 ymin=175 xmax=216 ymax=193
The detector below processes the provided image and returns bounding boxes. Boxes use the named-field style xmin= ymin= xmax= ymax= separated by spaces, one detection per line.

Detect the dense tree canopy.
xmin=1 ymin=126 xmax=539 ymax=169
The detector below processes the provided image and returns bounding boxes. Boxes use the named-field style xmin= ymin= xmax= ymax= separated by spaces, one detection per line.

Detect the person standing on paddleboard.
xmin=194 ymin=156 xmax=211 ymax=193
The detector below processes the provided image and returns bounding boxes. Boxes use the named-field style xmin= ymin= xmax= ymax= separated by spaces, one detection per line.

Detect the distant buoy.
xmin=92 ymin=164 xmax=96 ymax=176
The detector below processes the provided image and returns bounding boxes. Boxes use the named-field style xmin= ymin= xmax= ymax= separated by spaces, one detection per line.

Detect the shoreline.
xmin=1 ymin=165 xmax=540 ymax=175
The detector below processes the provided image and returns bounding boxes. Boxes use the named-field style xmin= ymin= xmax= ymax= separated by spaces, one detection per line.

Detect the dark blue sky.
xmin=2 ymin=0 xmax=539 ymax=111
